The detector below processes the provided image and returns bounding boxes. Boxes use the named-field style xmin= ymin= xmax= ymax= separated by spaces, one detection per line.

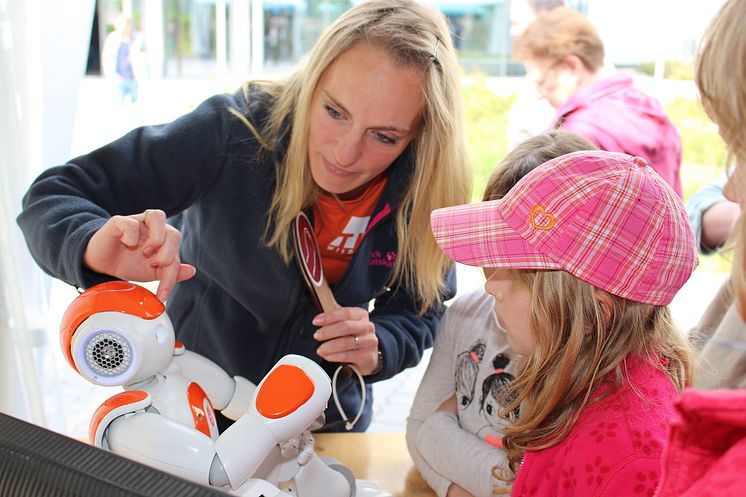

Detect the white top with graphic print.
xmin=406 ymin=289 xmax=525 ymax=497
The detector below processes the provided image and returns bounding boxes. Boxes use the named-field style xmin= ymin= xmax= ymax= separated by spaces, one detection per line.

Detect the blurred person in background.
xmin=513 ymin=6 xmax=683 ymax=197
xmin=505 ymin=0 xmax=565 ymax=150
xmin=102 ymin=15 xmax=145 ymax=106
xmin=688 ymin=176 xmax=741 ymax=256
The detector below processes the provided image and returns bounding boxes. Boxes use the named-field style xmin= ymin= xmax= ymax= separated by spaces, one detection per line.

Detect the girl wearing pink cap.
xmin=408 ymin=131 xmax=596 ymax=497
xmin=431 ymin=150 xmax=697 ymax=496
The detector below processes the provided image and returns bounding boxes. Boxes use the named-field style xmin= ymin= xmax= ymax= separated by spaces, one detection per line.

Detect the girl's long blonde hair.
xmin=696 ymin=0 xmax=746 ymax=316
xmin=240 ymin=0 xmax=470 ymax=312
xmin=499 ymin=270 xmax=693 ymax=476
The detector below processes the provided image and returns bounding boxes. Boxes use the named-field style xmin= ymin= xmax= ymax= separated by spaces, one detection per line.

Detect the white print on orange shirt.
xmin=327 ymin=216 xmax=370 ymax=255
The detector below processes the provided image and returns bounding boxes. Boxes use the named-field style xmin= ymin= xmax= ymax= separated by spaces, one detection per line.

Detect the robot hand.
xmin=279 ymin=429 xmax=315 ymax=466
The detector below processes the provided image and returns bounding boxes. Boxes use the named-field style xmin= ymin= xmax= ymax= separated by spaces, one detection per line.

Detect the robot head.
xmin=60 ymin=281 xmax=175 ymax=386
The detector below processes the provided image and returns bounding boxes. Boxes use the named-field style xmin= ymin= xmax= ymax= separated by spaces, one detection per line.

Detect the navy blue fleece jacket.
xmin=17 ymin=86 xmax=455 ymax=431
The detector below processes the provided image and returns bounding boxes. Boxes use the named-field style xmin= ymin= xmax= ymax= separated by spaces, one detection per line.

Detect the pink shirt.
xmin=512 ymin=357 xmax=679 ymax=497
xmin=655 ymin=388 xmax=746 ymax=496
xmin=553 ymin=74 xmax=683 ymax=197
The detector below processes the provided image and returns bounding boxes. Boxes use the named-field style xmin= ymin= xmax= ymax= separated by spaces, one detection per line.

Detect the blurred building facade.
xmin=95 ymin=0 xmax=724 ymax=82
xmin=95 ymin=0 xmax=594 ymax=80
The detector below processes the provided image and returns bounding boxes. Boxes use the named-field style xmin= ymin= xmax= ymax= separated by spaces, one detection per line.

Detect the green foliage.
xmin=637 ymin=60 xmax=695 ymax=80
xmin=637 ymin=61 xmax=655 ymax=77
xmin=462 ymin=75 xmax=515 ymax=200
xmin=665 ymin=97 xmax=728 ymax=200
xmin=665 ymin=60 xmax=696 ymax=81
xmin=664 ymin=97 xmax=731 ymax=274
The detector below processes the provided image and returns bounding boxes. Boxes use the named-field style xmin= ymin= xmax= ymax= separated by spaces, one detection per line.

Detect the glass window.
xmin=264 ymin=1 xmax=350 ymax=72
xmin=91 ymin=0 xmax=589 ymax=80
xmin=162 ymin=0 xmax=218 ymax=78
xmin=430 ymin=0 xmax=589 ymax=77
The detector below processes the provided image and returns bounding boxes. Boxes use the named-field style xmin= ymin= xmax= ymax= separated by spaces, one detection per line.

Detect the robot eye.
xmin=85 ymin=331 xmax=132 ymax=377
xmin=154 ymin=324 xmax=166 ymax=344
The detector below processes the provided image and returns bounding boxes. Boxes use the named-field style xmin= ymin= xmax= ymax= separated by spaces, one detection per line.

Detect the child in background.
xmin=430 ymin=150 xmax=697 ymax=496
xmin=407 ymin=131 xmax=597 ymax=497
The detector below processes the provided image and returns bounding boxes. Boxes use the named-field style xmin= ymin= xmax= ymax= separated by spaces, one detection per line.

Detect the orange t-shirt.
xmin=312 ymin=175 xmax=388 ymax=285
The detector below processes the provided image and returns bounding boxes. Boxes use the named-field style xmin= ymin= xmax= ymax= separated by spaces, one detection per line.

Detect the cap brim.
xmin=431 ymin=200 xmax=562 ymax=270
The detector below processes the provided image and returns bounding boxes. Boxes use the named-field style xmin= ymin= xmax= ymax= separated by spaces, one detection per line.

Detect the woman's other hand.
xmin=313 ymin=306 xmax=380 ymax=375
xmin=83 ymin=209 xmax=196 ymax=301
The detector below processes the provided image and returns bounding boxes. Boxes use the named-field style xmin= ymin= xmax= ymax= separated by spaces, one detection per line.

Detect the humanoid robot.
xmin=60 ymin=281 xmax=390 ymax=497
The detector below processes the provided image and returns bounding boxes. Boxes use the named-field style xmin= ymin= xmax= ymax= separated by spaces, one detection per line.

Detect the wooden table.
xmin=314 ymin=432 xmax=435 ymax=497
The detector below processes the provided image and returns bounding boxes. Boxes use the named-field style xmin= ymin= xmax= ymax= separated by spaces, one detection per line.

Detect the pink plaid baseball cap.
xmin=431 ymin=151 xmax=698 ymax=305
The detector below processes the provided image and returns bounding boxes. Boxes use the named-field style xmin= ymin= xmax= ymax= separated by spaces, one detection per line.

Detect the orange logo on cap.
xmin=530 ymin=205 xmax=555 ymax=230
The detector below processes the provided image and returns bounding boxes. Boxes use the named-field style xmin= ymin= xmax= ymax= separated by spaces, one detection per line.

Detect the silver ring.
xmin=354 ymin=335 xmax=360 ymax=351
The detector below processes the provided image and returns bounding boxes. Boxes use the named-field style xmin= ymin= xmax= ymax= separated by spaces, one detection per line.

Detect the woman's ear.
xmin=556 ymin=55 xmax=586 ymax=96
xmin=562 ymin=54 xmax=586 ymax=75
xmin=595 ymin=289 xmax=614 ymax=325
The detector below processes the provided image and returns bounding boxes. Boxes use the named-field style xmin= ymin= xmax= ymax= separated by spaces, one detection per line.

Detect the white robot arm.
xmin=214 ymin=354 xmax=331 ymax=490
xmin=171 ymin=347 xmax=257 ymax=420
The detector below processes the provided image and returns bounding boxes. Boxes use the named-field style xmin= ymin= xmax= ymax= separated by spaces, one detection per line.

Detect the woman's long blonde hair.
xmin=499 ymin=270 xmax=693 ymax=476
xmin=241 ymin=0 xmax=470 ymax=312
xmin=696 ymin=0 xmax=746 ymax=316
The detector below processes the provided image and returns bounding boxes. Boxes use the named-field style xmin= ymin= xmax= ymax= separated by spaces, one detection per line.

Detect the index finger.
xmin=155 ymin=257 xmax=182 ymax=302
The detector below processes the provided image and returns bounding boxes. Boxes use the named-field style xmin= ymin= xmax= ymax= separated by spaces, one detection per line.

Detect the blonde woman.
xmin=18 ymin=0 xmax=470 ymax=432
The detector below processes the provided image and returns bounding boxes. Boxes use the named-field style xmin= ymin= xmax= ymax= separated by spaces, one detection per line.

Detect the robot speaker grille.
xmin=85 ymin=331 xmax=132 ymax=377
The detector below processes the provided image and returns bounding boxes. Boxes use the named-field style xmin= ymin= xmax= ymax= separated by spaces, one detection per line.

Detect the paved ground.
xmin=33 ymin=77 xmax=729 ymax=438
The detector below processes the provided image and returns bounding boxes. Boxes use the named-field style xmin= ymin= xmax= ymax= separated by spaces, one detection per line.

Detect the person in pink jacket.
xmin=430 ymin=150 xmax=697 ymax=496
xmin=513 ymin=7 xmax=683 ymax=197
xmin=655 ymin=1 xmax=746 ymax=494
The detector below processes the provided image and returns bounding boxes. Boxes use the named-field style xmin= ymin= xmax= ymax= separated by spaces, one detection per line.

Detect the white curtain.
xmin=0 ymin=0 xmax=95 ymax=423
